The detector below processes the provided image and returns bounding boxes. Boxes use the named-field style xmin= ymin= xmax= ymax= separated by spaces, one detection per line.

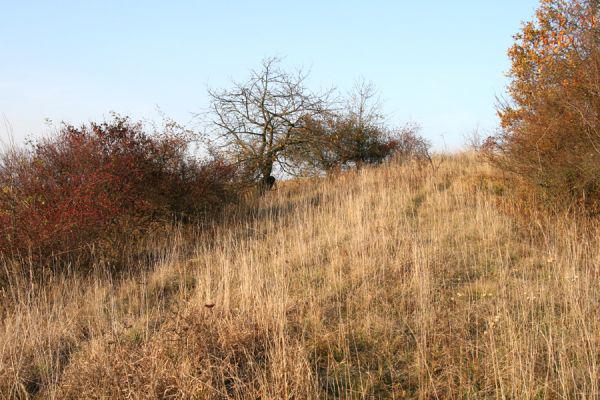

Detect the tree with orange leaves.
xmin=496 ymin=0 xmax=600 ymax=211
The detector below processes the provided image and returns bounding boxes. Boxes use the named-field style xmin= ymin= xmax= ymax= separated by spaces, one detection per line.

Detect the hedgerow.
xmin=0 ymin=116 xmax=238 ymax=268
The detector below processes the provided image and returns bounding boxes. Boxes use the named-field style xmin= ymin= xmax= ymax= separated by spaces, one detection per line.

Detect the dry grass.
xmin=1 ymin=153 xmax=599 ymax=399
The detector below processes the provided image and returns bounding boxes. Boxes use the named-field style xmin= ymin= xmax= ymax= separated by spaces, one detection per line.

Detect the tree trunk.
xmin=258 ymin=159 xmax=275 ymax=193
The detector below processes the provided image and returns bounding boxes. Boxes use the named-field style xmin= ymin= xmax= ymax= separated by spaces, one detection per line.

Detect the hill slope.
xmin=1 ymin=154 xmax=599 ymax=399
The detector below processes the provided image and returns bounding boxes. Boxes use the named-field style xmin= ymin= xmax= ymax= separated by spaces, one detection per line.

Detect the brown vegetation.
xmin=206 ymin=57 xmax=332 ymax=189
xmin=496 ymin=0 xmax=600 ymax=212
xmin=1 ymin=153 xmax=599 ymax=398
xmin=288 ymin=81 xmax=431 ymax=175
xmin=206 ymin=60 xmax=429 ymax=186
xmin=0 ymin=116 xmax=239 ymax=271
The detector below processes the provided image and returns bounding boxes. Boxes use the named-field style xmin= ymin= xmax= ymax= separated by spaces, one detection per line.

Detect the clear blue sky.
xmin=0 ymin=1 xmax=539 ymax=150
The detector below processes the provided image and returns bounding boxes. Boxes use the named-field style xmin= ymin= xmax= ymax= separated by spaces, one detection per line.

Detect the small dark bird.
xmin=204 ymin=303 xmax=215 ymax=309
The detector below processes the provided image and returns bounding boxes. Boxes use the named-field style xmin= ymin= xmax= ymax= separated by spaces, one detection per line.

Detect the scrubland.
xmin=1 ymin=153 xmax=599 ymax=399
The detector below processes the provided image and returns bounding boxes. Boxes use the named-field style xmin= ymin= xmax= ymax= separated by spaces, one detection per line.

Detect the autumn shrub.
xmin=495 ymin=0 xmax=600 ymax=212
xmin=327 ymin=117 xmax=400 ymax=168
xmin=388 ymin=125 xmax=432 ymax=165
xmin=0 ymin=116 xmax=239 ymax=268
xmin=287 ymin=80 xmax=431 ymax=175
xmin=290 ymin=115 xmax=430 ymax=174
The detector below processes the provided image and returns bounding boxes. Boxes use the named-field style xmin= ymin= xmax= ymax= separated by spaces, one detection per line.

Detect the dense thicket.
xmin=0 ymin=116 xmax=238 ymax=266
xmin=496 ymin=0 xmax=600 ymax=211
xmin=288 ymin=115 xmax=430 ymax=174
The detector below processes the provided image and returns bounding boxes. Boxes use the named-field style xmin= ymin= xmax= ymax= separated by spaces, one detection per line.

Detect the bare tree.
xmin=339 ymin=79 xmax=387 ymax=169
xmin=207 ymin=57 xmax=331 ymax=191
xmin=346 ymin=79 xmax=384 ymax=134
xmin=287 ymin=79 xmax=397 ymax=173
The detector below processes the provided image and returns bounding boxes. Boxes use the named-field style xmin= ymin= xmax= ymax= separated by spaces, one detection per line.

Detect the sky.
xmin=0 ymin=1 xmax=539 ymax=150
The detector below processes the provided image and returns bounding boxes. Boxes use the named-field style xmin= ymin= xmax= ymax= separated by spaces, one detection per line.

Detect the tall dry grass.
xmin=1 ymin=153 xmax=599 ymax=399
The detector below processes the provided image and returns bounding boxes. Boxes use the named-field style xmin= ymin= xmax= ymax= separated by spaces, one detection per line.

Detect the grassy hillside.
xmin=1 ymin=153 xmax=599 ymax=399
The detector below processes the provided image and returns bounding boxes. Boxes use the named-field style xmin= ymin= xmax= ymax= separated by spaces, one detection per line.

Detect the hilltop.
xmin=1 ymin=154 xmax=599 ymax=399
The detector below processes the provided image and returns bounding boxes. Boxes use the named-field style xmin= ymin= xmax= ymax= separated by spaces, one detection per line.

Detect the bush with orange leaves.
xmin=0 ymin=116 xmax=238 ymax=268
xmin=495 ymin=0 xmax=600 ymax=212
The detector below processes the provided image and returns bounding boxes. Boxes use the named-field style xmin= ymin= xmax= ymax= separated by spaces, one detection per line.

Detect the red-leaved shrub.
xmin=0 ymin=116 xmax=238 ymax=265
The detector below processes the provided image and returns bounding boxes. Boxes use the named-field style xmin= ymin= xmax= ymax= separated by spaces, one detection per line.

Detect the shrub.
xmin=388 ymin=125 xmax=432 ymax=165
xmin=496 ymin=0 xmax=600 ymax=211
xmin=328 ymin=116 xmax=396 ymax=168
xmin=288 ymin=80 xmax=430 ymax=175
xmin=289 ymin=116 xmax=430 ymax=174
xmin=0 ymin=116 xmax=238 ymax=266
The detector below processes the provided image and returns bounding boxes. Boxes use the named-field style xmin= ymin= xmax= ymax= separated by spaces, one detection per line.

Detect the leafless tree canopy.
xmin=208 ymin=57 xmax=331 ymax=189
xmin=346 ymin=79 xmax=385 ymax=132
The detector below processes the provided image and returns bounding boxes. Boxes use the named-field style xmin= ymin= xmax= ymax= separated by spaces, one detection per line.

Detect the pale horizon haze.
xmin=0 ymin=1 xmax=539 ymax=150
